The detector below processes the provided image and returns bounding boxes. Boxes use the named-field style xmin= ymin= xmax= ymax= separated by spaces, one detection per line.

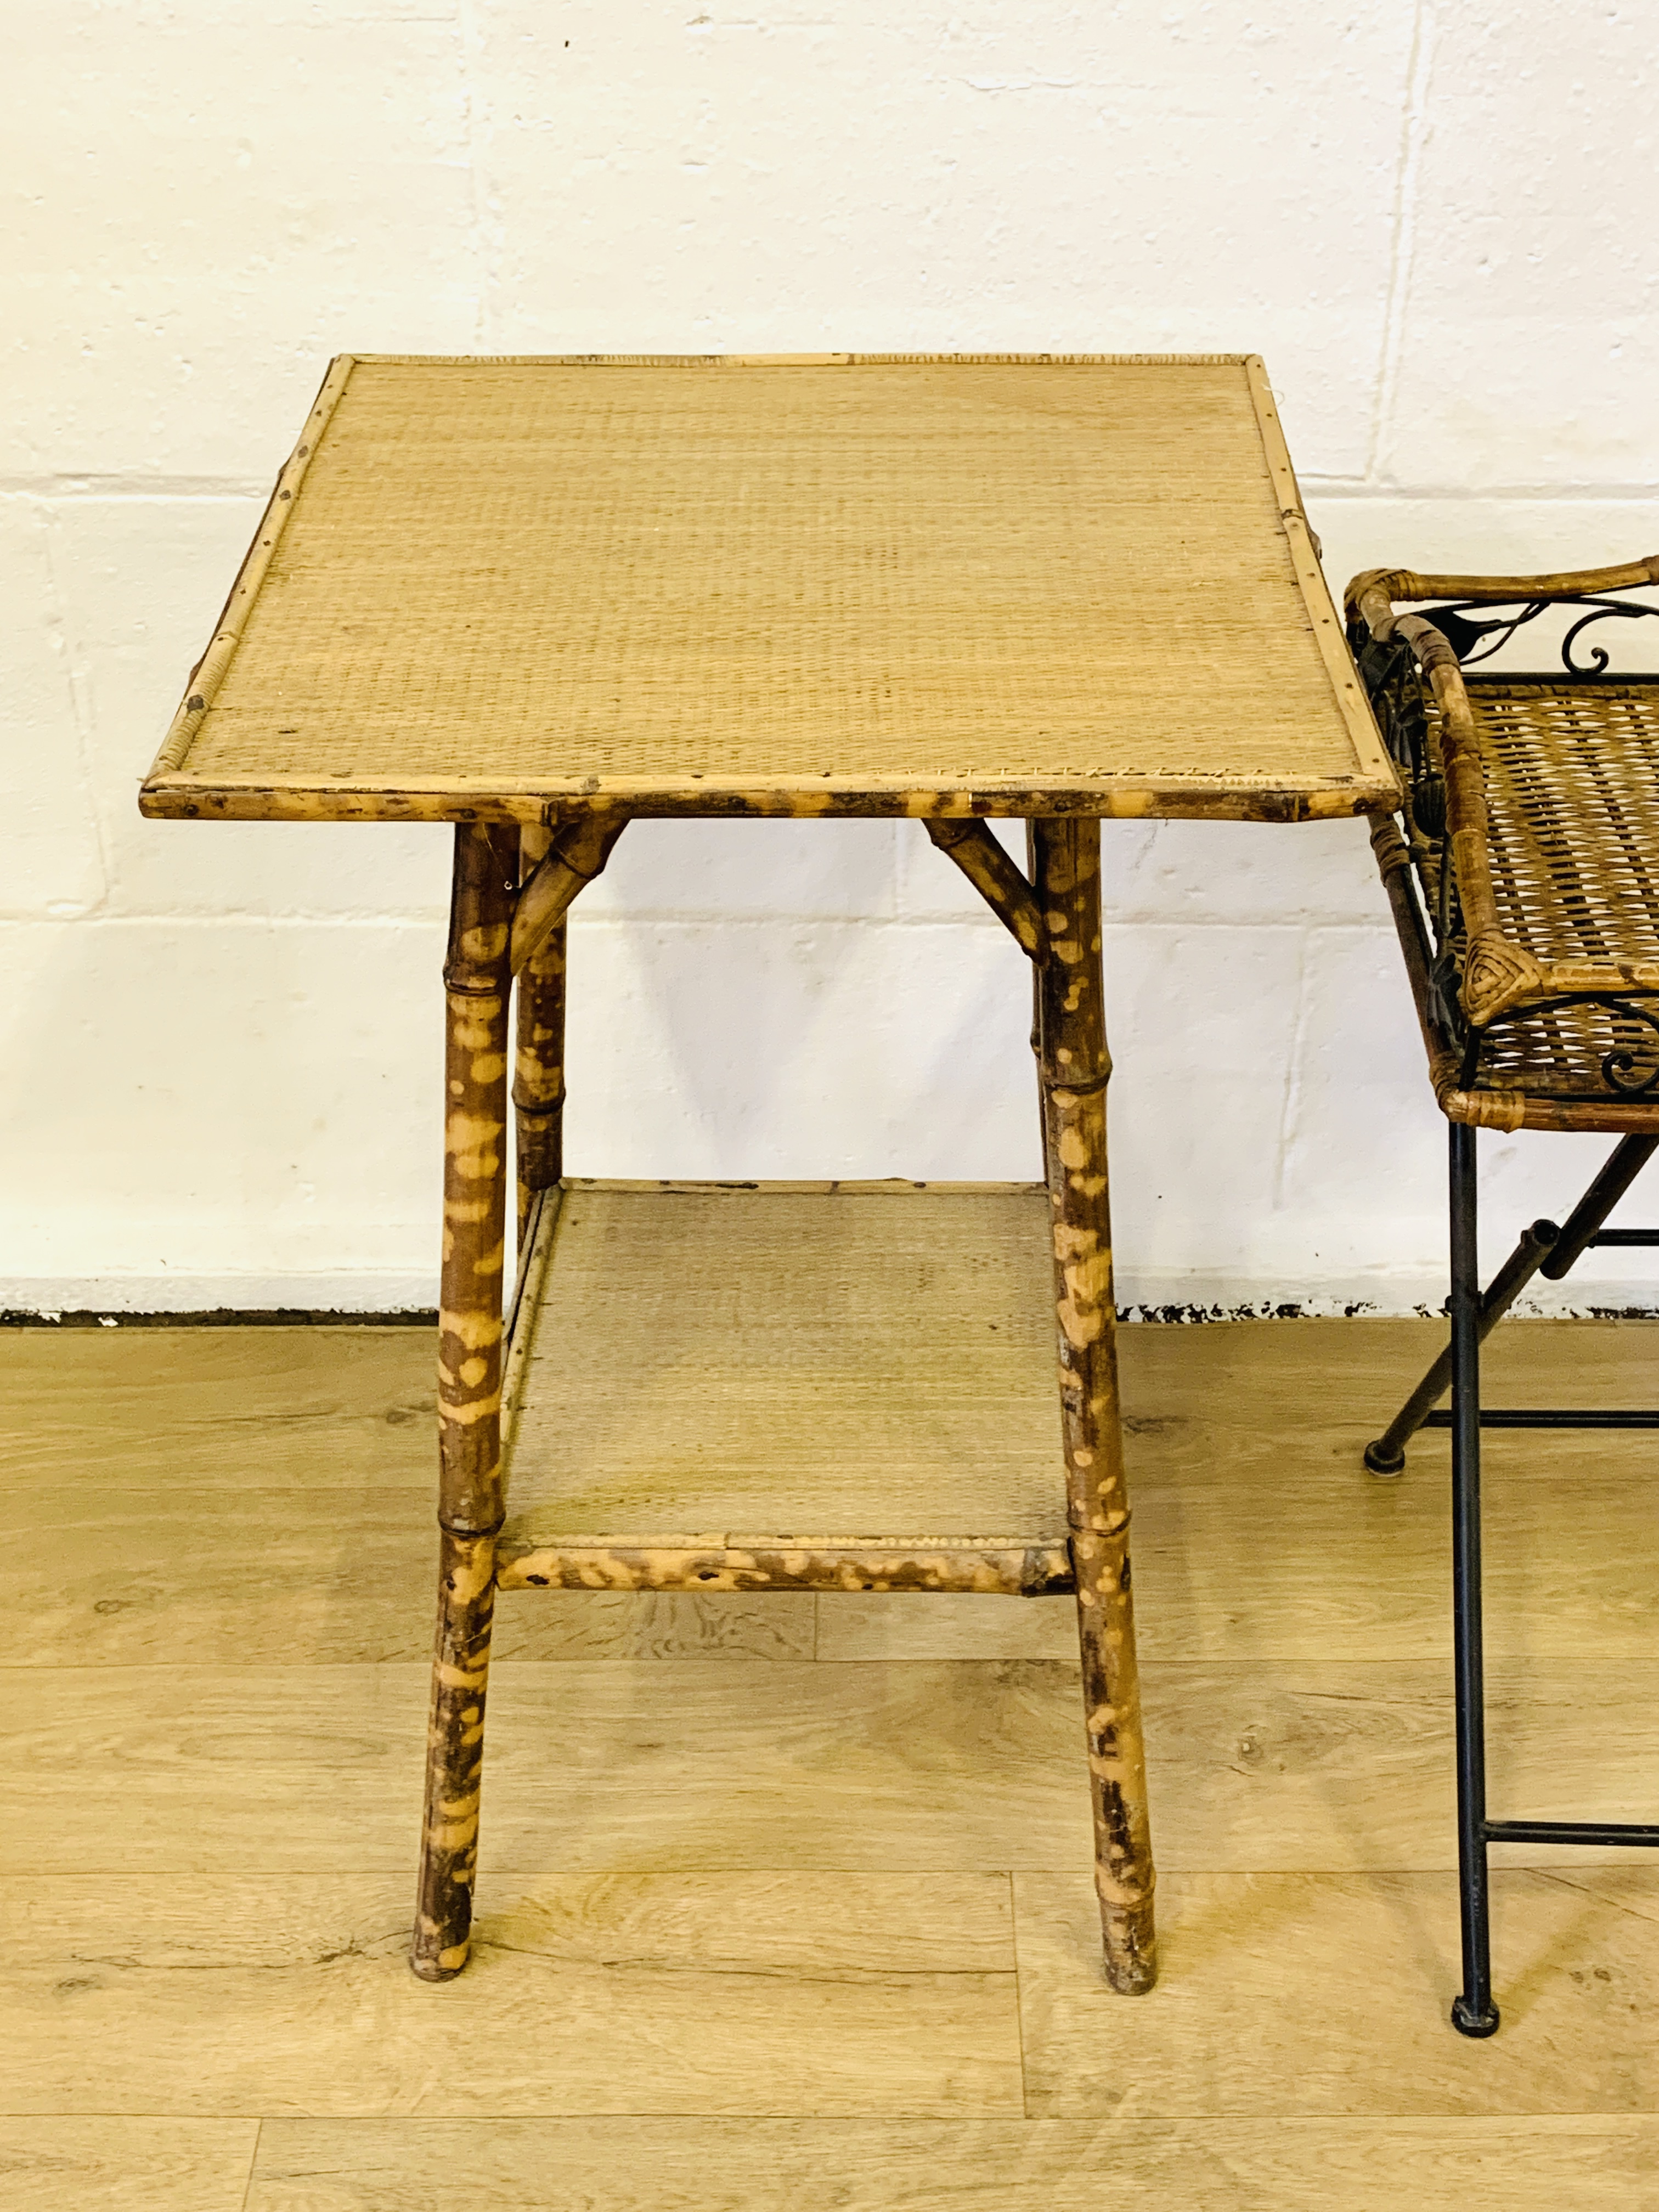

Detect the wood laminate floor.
xmin=4 ymin=1318 xmax=1658 ymax=2208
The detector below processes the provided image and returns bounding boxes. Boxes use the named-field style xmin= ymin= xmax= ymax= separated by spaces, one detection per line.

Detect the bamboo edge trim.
xmin=1429 ymin=1071 xmax=1659 ymax=1134
xmin=149 ymin=354 xmax=358 ymax=782
xmin=345 ymin=351 xmax=1257 ymax=369
xmin=500 ymin=1526 xmax=1069 ymax=1551
xmin=499 ymin=1190 xmax=562 ymax=1470
xmin=138 ymin=780 xmax=1389 ymax=823
xmin=1242 ymin=357 xmax=1396 ymax=798
xmin=1355 ymin=575 xmax=1515 ymax=1025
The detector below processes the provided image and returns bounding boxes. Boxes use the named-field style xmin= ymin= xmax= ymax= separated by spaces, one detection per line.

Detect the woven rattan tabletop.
xmin=141 ymin=353 xmax=1394 ymax=824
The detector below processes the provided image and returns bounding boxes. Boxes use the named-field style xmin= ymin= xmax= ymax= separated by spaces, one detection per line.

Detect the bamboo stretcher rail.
xmin=495 ymin=1540 xmax=1075 ymax=1596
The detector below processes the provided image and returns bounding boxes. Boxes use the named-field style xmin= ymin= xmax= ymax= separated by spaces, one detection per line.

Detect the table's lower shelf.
xmin=495 ymin=1180 xmax=1075 ymax=1596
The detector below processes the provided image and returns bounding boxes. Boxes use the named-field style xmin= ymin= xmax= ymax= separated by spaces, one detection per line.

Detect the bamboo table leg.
xmin=411 ymin=821 xmax=517 ymax=1981
xmin=514 ymin=824 xmax=567 ymax=1256
xmin=1032 ymin=816 xmax=1158 ymax=1993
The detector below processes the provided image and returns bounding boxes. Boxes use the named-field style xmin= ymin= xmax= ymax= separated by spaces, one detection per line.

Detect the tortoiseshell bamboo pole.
xmin=925 ymin=817 xmax=1046 ymax=955
xmin=1027 ymin=823 xmax=1047 ymax=1159
xmin=411 ymin=821 xmax=517 ymax=1982
xmin=1032 ymin=816 xmax=1158 ymax=1994
xmin=514 ymin=825 xmax=567 ymax=1256
xmin=510 ymin=816 xmax=625 ymax=975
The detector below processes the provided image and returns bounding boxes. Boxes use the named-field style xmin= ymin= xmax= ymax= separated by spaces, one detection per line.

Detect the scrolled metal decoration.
xmin=1468 ymin=992 xmax=1659 ymax=1105
xmin=1421 ymin=593 xmax=1659 ymax=678
xmin=1600 ymin=1000 xmax=1659 ymax=1098
xmin=1424 ymin=600 xmax=1549 ymax=666
xmin=1561 ymin=600 xmax=1659 ymax=677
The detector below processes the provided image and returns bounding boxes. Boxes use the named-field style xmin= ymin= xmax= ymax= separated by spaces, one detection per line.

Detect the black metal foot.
xmin=1363 ymin=1438 xmax=1406 ymax=1476
xmin=1451 ymin=1993 xmax=1500 ymax=2039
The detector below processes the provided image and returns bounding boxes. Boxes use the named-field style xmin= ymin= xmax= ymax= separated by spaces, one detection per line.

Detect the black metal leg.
xmin=1363 ymin=1217 xmax=1557 ymax=1474
xmin=1448 ymin=1120 xmax=1500 ymax=2038
xmin=1369 ymin=1126 xmax=1659 ymax=2032
xmin=1364 ymin=1133 xmax=1659 ymax=1474
xmin=1537 ymin=1134 xmax=1659 ymax=1278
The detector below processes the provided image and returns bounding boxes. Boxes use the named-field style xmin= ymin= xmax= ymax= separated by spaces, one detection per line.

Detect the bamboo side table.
xmin=142 ymin=353 xmax=1395 ymax=1995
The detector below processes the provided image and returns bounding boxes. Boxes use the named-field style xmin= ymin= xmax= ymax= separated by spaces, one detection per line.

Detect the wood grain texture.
xmin=1014 ymin=1868 xmax=1659 ymax=2116
xmin=2 ymin=1873 xmax=1019 ymax=2119
xmin=0 ymin=1492 xmax=815 ymax=1664
xmin=243 ymin=2116 xmax=1659 ymax=2212
xmin=0 ymin=1327 xmax=436 ymax=1493
xmin=817 ymin=1316 xmax=1659 ymax=1662
xmin=10 ymin=1319 xmax=1659 ymax=2200
xmin=0 ymin=2119 xmax=259 ymax=2210
xmin=9 ymin=1320 xmax=1656 ymax=1661
xmin=17 ymin=1653 xmax=1659 ymax=1874
xmin=818 ymin=1593 xmax=1082 ymax=1664
xmin=8 ymin=1312 xmax=1650 ymax=1502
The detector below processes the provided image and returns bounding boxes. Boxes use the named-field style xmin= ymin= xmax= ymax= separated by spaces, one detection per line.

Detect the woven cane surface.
xmin=143 ymin=354 xmax=1390 ymax=820
xmin=1439 ymin=678 xmax=1659 ymax=1105
xmin=502 ymin=1183 xmax=1067 ymax=1547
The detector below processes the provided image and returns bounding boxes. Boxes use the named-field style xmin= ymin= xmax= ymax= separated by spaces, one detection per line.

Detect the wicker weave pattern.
xmin=1476 ymin=684 xmax=1659 ymax=970
xmin=1434 ymin=679 xmax=1659 ymax=1104
xmin=1350 ymin=556 xmax=1659 ymax=1132
xmin=143 ymin=355 xmax=1391 ymax=821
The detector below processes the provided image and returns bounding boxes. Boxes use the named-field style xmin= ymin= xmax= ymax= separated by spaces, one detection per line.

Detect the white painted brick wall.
xmin=4 ymin=1 xmax=1656 ymax=1313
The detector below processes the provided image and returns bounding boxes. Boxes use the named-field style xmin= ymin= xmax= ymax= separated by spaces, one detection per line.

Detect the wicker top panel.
xmin=1476 ymin=682 xmax=1659 ymax=970
xmin=1428 ymin=679 xmax=1659 ymax=1110
xmin=144 ymin=354 xmax=1392 ymax=821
